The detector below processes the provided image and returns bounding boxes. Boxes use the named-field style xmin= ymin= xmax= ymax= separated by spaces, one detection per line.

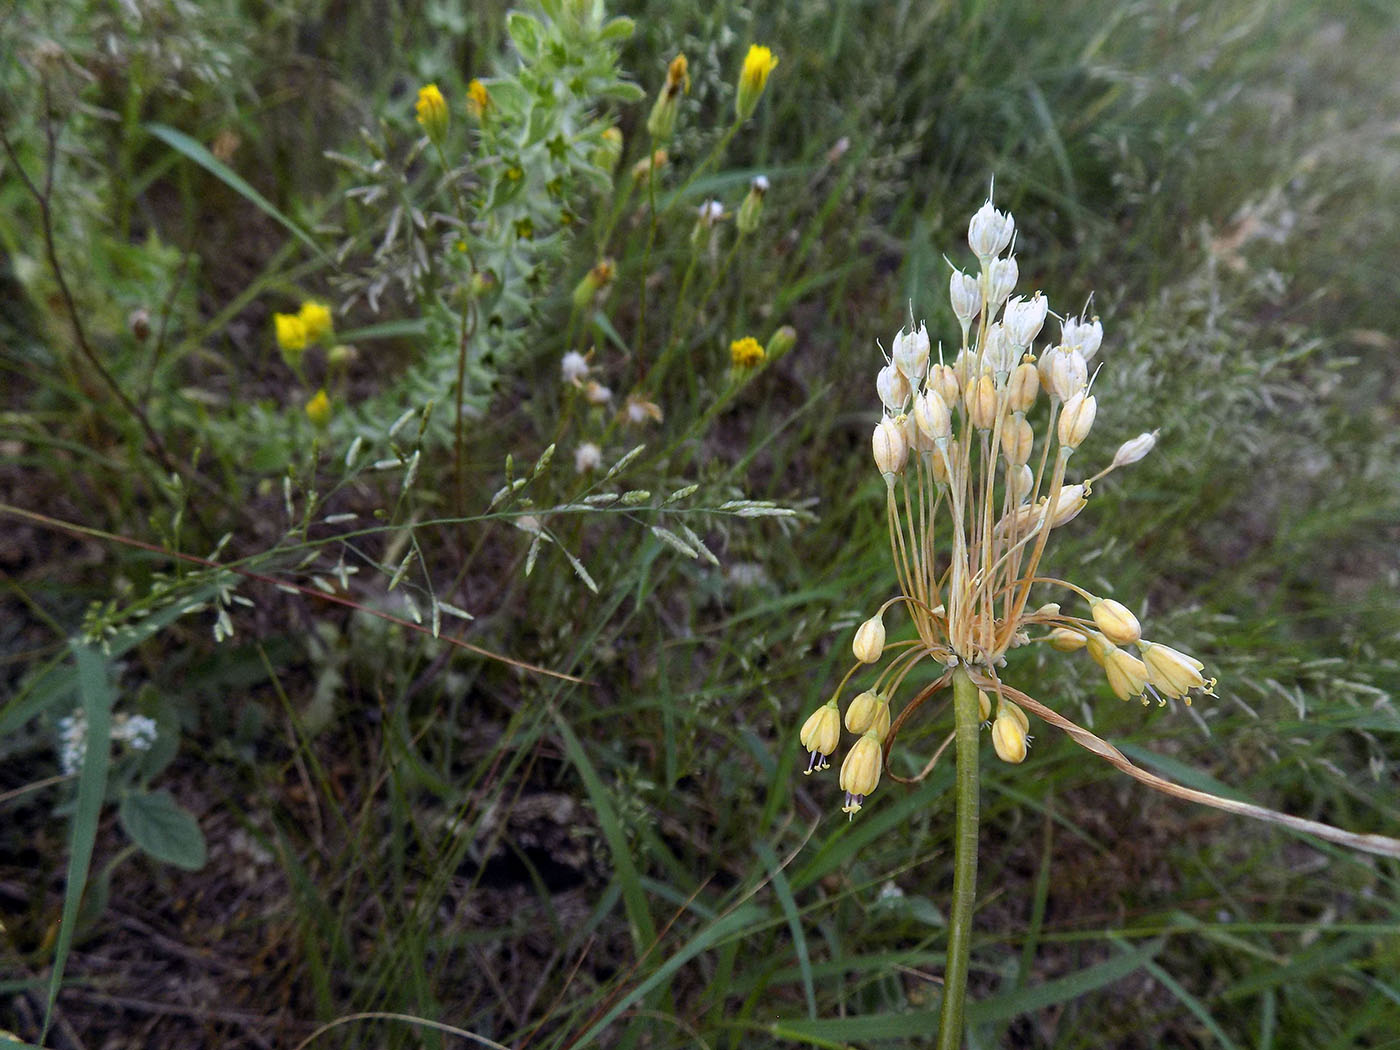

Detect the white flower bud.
xmin=892 ymin=324 xmax=930 ymax=382
xmin=1046 ymin=482 xmax=1087 ymax=527
xmin=872 ymin=417 xmax=908 ymax=477
xmin=1008 ymin=462 xmax=1034 ymax=503
xmin=1001 ymin=414 xmax=1034 ymax=465
xmin=1004 ymin=293 xmax=1048 ymax=347
xmin=1047 ymin=346 xmax=1088 ymax=402
xmin=1058 ymin=390 xmax=1097 ymax=449
xmin=876 ymin=363 xmax=911 ymax=412
xmin=913 ymin=388 xmax=952 ymax=444
xmin=1111 ymin=431 xmax=1158 ymax=469
xmin=1007 ymin=361 xmax=1039 ymax=413
xmin=968 ymin=199 xmax=1014 ymax=259
xmin=929 ymin=363 xmax=961 ymax=407
xmin=964 ymin=373 xmax=998 ymax=431
xmin=983 ymin=322 xmax=1015 ymax=376
xmin=949 ymin=270 xmax=981 ymax=324
xmin=987 ymin=255 xmax=1018 ymax=308
xmin=852 ymin=614 xmax=886 ymax=663
xmin=561 ymin=350 xmax=590 ymax=385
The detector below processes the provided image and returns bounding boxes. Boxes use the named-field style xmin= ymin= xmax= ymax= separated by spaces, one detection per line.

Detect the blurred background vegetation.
xmin=2 ymin=0 xmax=1398 ymax=1047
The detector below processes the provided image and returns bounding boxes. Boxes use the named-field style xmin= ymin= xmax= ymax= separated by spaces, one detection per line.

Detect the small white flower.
xmin=949 ymin=269 xmax=980 ymax=324
xmin=1111 ymin=431 xmax=1159 ymax=469
xmin=751 ymin=174 xmax=770 ymax=192
xmin=574 ymin=442 xmax=602 ymax=473
xmin=697 ymin=199 xmax=724 ymax=226
xmin=1062 ymin=316 xmax=1104 ymax=361
xmin=561 ymin=351 xmax=590 ymax=385
xmin=892 ymin=324 xmax=930 ymax=382
xmin=584 ymin=380 xmax=612 ymax=405
xmin=987 ymin=256 xmax=1018 ymax=308
xmin=876 ymin=363 xmax=911 ymax=412
xmin=1004 ymin=292 xmax=1048 ymax=347
xmin=968 ymin=199 xmax=1014 ymax=259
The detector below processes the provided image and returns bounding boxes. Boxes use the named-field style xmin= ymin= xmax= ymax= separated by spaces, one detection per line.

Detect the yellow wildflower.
xmin=467 ymin=78 xmax=492 ymax=119
xmin=736 ymin=45 xmax=778 ymax=120
xmin=274 ymin=313 xmax=307 ymax=356
xmin=297 ymin=301 xmax=333 ymax=345
xmin=729 ymin=336 xmax=765 ymax=369
xmin=415 ymin=84 xmax=448 ymax=143
xmin=304 ymin=389 xmax=332 ymax=428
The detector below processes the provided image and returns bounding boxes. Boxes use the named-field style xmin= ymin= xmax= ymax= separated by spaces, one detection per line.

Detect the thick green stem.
xmin=938 ymin=665 xmax=981 ymax=1049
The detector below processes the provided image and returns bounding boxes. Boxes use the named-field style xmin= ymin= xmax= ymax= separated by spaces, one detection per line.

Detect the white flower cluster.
xmin=56 ymin=709 xmax=159 ymax=775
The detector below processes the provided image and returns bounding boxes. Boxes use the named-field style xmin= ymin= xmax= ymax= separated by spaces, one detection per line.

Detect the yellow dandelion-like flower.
xmin=729 ymin=336 xmax=765 ymax=369
xmin=736 ymin=45 xmax=778 ymax=120
xmin=415 ymin=84 xmax=448 ymax=143
xmin=467 ymin=78 xmax=492 ymax=119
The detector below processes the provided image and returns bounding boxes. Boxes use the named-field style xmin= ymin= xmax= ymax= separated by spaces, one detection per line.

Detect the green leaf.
xmin=598 ymin=16 xmax=635 ymax=42
xmin=507 ymin=12 xmax=544 ymax=57
xmin=146 ymin=123 xmax=327 ymax=261
xmin=967 ymin=939 xmax=1163 ymax=1024
xmin=118 ymin=789 xmax=207 ymax=870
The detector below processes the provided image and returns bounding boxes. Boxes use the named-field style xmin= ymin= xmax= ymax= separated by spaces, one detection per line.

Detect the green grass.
xmin=3 ymin=0 xmax=1400 ymax=1047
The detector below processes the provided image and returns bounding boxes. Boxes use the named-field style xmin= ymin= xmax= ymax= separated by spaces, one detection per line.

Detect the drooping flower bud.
xmin=1045 ymin=482 xmax=1088 ymax=527
xmin=800 ymin=700 xmax=841 ymax=773
xmin=992 ymin=710 xmax=1028 ymax=763
xmin=845 ymin=690 xmax=891 ymax=739
xmin=1091 ymin=597 xmax=1141 ymax=646
xmin=1141 ymin=642 xmax=1206 ymax=699
xmin=852 ymin=614 xmax=886 ymax=664
xmin=840 ymin=730 xmax=883 ymax=813
xmin=1104 ymin=645 xmax=1149 ymax=700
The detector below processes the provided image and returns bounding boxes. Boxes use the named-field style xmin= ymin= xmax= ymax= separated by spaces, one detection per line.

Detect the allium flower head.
xmin=804 ymin=190 xmax=1215 ymax=819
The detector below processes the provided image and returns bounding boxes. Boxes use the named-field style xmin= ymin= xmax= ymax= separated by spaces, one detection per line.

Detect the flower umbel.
xmin=802 ymin=190 xmax=1216 ymax=818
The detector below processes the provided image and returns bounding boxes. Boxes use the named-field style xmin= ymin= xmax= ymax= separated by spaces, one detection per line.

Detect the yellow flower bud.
xmin=1141 ymin=642 xmax=1206 ymax=699
xmin=1007 ymin=361 xmax=1039 ymax=413
xmin=572 ymin=258 xmax=616 ymax=310
xmin=1058 ymin=390 xmax=1098 ymax=449
xmin=467 ymin=79 xmax=492 ymax=119
xmin=1104 ymin=645 xmax=1149 ymax=700
xmin=647 ymin=54 xmax=689 ymax=140
xmin=799 ymin=700 xmax=841 ymax=773
xmin=991 ymin=712 xmax=1028 ymax=764
xmin=304 ymin=388 xmax=332 ymax=428
xmin=852 ymin=614 xmax=886 ymax=664
xmin=839 ymin=730 xmax=882 ymax=813
xmin=631 ymin=148 xmax=668 ymax=185
xmin=1091 ymin=597 xmax=1141 ymax=646
xmin=844 ymin=690 xmax=891 ymax=739
xmin=964 ymin=373 xmax=998 ymax=430
xmin=872 ymin=418 xmax=908 ymax=479
xmin=1001 ymin=414 xmax=1034 ymax=465
xmin=415 ymin=83 xmax=449 ymax=143
xmin=730 ymin=335 xmax=765 ymax=369
xmin=735 ymin=44 xmax=778 ymax=120
xmin=977 ymin=689 xmax=991 ymax=721
xmin=1046 ymin=627 xmax=1087 ymax=652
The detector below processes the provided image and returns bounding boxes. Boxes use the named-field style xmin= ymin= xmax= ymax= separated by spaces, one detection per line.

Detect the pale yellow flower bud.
xmin=1008 ymin=463 xmax=1034 ymax=503
xmin=1091 ymin=598 xmax=1141 ymax=646
xmin=929 ymin=364 xmax=961 ymax=408
xmin=949 ymin=270 xmax=980 ymax=324
xmin=1045 ymin=482 xmax=1088 ymax=527
xmin=1047 ymin=345 xmax=1088 ymax=402
xmin=1001 ymin=414 xmax=1034 ymax=465
xmin=1112 ymin=431 xmax=1158 ymax=469
xmin=415 ymin=84 xmax=449 ymax=143
xmin=999 ymin=698 xmax=1029 ymax=733
xmin=1104 ymin=645 xmax=1149 ymax=700
xmin=877 ymin=363 xmax=911 ymax=412
xmin=991 ymin=711 xmax=1028 ymax=764
xmin=977 ymin=690 xmax=991 ymax=721
xmin=964 ymin=373 xmax=998 ymax=430
xmin=1047 ymin=627 xmax=1087 ymax=652
xmin=872 ymin=418 xmax=908 ymax=478
xmin=840 ymin=730 xmax=883 ymax=813
xmin=845 ymin=690 xmax=891 ymax=739
xmin=1141 ymin=642 xmax=1206 ymax=699
xmin=1007 ymin=361 xmax=1039 ymax=413
xmin=799 ymin=700 xmax=841 ymax=773
xmin=852 ymin=614 xmax=886 ymax=664
xmin=1058 ymin=390 xmax=1097 ymax=449
xmin=913 ymin=389 xmax=952 ymax=444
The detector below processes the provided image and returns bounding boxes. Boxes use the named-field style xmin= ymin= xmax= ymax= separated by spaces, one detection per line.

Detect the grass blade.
xmin=146 ymin=123 xmax=327 ymax=261
xmin=43 ymin=643 xmax=114 ymax=1042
